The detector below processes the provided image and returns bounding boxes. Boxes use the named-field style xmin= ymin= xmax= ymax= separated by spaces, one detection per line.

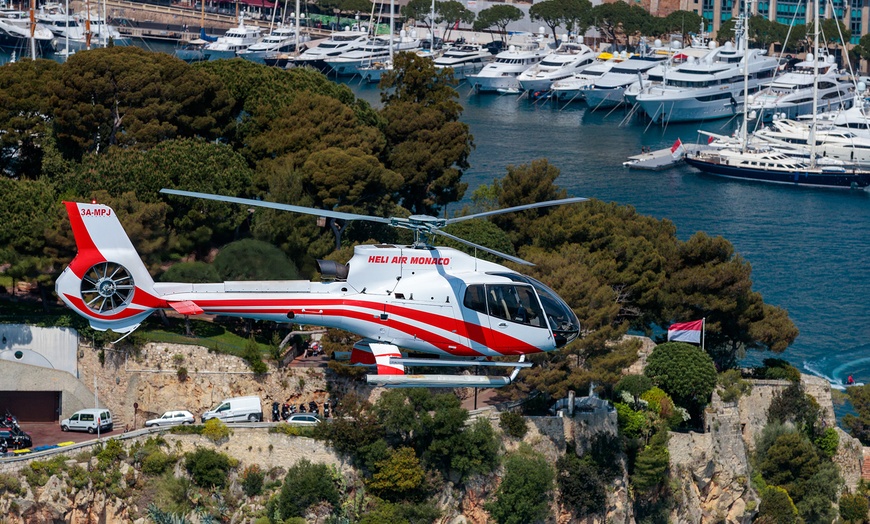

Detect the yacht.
xmin=550 ymin=51 xmax=620 ymax=102
xmin=36 ymin=2 xmax=85 ymax=51
xmin=636 ymin=18 xmax=778 ymax=123
xmin=0 ymin=9 xmax=54 ymax=55
xmin=749 ymin=117 xmax=870 ymax=164
xmin=584 ymin=51 xmax=669 ymax=109
xmin=624 ymin=44 xmax=712 ymax=105
xmin=748 ymin=52 xmax=853 ymax=122
xmin=289 ymin=30 xmax=369 ymax=72
xmin=469 ymin=38 xmax=552 ymax=93
xmin=432 ymin=41 xmax=494 ymax=80
xmin=685 ymin=145 xmax=870 ymax=189
xmin=202 ymin=17 xmax=263 ymax=60
xmin=516 ymin=40 xmax=596 ymax=93
xmin=325 ymin=31 xmax=420 ymax=77
xmin=238 ymin=23 xmax=309 ymax=64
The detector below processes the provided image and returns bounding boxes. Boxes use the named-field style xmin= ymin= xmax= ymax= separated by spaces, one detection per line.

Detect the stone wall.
xmin=79 ymin=342 xmax=335 ymax=429
xmin=0 ymin=360 xmax=96 ymax=419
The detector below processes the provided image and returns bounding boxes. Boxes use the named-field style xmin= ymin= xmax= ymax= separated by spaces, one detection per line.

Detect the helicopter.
xmin=55 ymin=189 xmax=586 ymax=388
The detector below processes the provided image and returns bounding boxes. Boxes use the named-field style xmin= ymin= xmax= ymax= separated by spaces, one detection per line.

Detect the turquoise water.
xmin=9 ymin=44 xmax=870 ymax=391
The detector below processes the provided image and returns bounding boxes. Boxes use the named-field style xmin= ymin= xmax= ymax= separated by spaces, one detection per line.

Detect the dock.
xmin=623 ymin=143 xmax=704 ymax=171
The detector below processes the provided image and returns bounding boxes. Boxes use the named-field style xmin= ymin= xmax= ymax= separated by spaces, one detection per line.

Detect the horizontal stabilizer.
xmin=367 ymin=374 xmax=513 ymax=388
xmin=169 ymin=301 xmax=204 ymax=316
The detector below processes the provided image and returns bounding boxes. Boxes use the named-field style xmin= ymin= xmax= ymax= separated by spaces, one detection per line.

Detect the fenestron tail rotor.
xmin=160 ymin=189 xmax=588 ymax=265
xmin=80 ymin=262 xmax=135 ymax=314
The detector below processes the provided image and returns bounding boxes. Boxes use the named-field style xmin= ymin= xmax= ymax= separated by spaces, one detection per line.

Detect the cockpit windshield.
xmin=489 ymin=273 xmax=581 ymax=346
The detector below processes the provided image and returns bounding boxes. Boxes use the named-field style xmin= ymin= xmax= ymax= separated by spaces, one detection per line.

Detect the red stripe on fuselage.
xmin=189 ymin=297 xmax=542 ymax=356
xmin=63 ymin=288 xmax=169 ymax=320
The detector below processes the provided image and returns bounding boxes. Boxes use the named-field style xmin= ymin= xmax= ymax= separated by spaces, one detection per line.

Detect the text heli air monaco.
xmin=55 ymin=200 xmax=581 ymax=388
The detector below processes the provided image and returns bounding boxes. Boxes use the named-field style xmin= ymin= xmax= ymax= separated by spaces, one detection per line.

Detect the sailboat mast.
xmin=741 ymin=1 xmax=750 ymax=152
xmin=809 ymin=0 xmax=819 ymax=163
xmin=294 ymin=0 xmax=300 ymax=57
xmin=29 ymin=0 xmax=36 ymax=60
xmin=430 ymin=0 xmax=434 ymax=51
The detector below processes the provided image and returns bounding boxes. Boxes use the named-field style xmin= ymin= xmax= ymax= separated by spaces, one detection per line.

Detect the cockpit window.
xmin=463 ymin=284 xmax=546 ymax=328
xmin=489 ymin=272 xmax=581 ymax=345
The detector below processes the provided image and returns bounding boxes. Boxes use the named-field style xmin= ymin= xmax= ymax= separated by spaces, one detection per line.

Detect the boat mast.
xmin=430 ymin=0 xmax=434 ymax=51
xmin=809 ymin=0 xmax=819 ymax=165
xmin=294 ymin=0 xmax=300 ymax=57
xmin=29 ymin=0 xmax=36 ymax=60
xmin=389 ymin=0 xmax=393 ymax=63
xmin=741 ymin=2 xmax=750 ymax=152
xmin=65 ymin=0 xmax=70 ymax=58
xmin=85 ymin=0 xmax=91 ymax=50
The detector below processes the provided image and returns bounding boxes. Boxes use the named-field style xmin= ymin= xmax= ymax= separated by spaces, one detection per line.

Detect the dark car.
xmin=0 ymin=427 xmax=32 ymax=450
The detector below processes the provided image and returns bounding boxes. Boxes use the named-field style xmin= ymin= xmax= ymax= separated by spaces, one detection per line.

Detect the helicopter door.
xmin=386 ymin=302 xmax=467 ymax=356
xmin=462 ymin=284 xmax=551 ymax=355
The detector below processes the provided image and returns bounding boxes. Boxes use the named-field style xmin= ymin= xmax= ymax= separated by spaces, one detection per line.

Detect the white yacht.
xmin=516 ymin=40 xmax=596 ymax=93
xmin=202 ymin=17 xmax=263 ymax=60
xmin=238 ymin=23 xmax=309 ymax=64
xmin=0 ymin=9 xmax=54 ymax=54
xmin=748 ymin=52 xmax=853 ymax=122
xmin=624 ymin=43 xmax=712 ymax=105
xmin=432 ymin=42 xmax=494 ymax=80
xmin=636 ymin=18 xmax=778 ymax=123
xmin=584 ymin=52 xmax=669 ymax=109
xmin=749 ymin=118 xmax=870 ymax=164
xmin=469 ymin=38 xmax=552 ymax=93
xmin=36 ymin=2 xmax=85 ymax=51
xmin=550 ymin=51 xmax=620 ymax=102
xmin=289 ymin=29 xmax=369 ymax=72
xmin=325 ymin=31 xmax=420 ymax=77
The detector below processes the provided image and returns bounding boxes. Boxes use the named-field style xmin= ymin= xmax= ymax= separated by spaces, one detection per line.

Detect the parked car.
xmin=61 ymin=408 xmax=113 ymax=434
xmin=0 ymin=427 xmax=32 ymax=450
xmin=286 ymin=413 xmax=321 ymax=426
xmin=145 ymin=410 xmax=195 ymax=428
xmin=201 ymin=396 xmax=263 ymax=423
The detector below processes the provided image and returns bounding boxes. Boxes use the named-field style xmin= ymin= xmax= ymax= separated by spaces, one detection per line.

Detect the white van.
xmin=201 ymin=396 xmax=262 ymax=423
xmin=61 ymin=408 xmax=113 ymax=434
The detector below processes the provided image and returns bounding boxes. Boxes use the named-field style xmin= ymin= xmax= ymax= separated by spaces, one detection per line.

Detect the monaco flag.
xmin=667 ymin=319 xmax=703 ymax=343
xmin=670 ymin=138 xmax=685 ymax=159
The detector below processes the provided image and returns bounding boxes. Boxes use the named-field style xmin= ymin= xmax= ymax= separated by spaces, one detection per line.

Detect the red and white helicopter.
xmin=55 ymin=190 xmax=585 ymax=388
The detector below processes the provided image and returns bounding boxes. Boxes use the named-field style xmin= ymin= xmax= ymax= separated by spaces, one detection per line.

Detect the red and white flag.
xmin=668 ymin=319 xmax=703 ymax=343
xmin=707 ymin=135 xmax=715 ymax=144
xmin=670 ymin=138 xmax=685 ymax=159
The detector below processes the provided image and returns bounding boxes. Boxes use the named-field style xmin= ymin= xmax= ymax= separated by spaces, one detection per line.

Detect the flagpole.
xmin=701 ymin=317 xmax=706 ymax=352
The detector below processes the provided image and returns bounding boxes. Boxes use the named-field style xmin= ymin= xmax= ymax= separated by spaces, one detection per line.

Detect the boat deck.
xmin=623 ymin=143 xmax=703 ymax=170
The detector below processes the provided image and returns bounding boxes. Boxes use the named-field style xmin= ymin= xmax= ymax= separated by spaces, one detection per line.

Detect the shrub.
xmin=141 ymin=451 xmax=175 ymax=476
xmin=243 ymin=337 xmax=268 ymax=374
xmin=176 ymin=366 xmax=189 ymax=381
xmin=185 ymin=448 xmax=232 ymax=488
xmin=0 ymin=473 xmax=21 ymax=495
xmin=242 ymin=465 xmax=265 ymax=497
xmin=557 ymin=452 xmax=605 ymax=518
xmin=717 ymin=369 xmax=753 ymax=403
xmin=499 ymin=411 xmax=528 ymax=439
xmin=839 ymin=492 xmax=869 ymax=523
xmin=755 ymin=358 xmax=802 ymax=382
xmin=202 ymin=418 xmax=231 ymax=443
xmin=484 ymin=444 xmax=554 ymax=524
xmin=96 ymin=438 xmax=126 ymax=465
xmin=277 ymin=459 xmax=340 ymax=519
xmin=758 ymin=486 xmax=798 ymax=523
xmin=615 ymin=402 xmax=647 ymax=439
xmin=814 ymin=427 xmax=839 ymax=458
xmin=615 ymin=374 xmax=654 ymax=404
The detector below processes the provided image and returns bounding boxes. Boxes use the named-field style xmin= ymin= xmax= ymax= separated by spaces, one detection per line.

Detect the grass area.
xmin=140 ymin=326 xmax=274 ymax=357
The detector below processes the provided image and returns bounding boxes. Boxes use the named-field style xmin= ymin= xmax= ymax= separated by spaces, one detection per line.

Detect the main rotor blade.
xmin=433 ymin=229 xmax=534 ymax=266
xmin=160 ymin=189 xmax=392 ymax=224
xmin=445 ymin=197 xmax=589 ymax=224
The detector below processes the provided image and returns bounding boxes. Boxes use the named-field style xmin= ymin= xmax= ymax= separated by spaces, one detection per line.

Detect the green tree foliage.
xmin=615 ymin=402 xmax=648 ymax=440
xmin=820 ymin=18 xmax=850 ymax=47
xmin=379 ymin=52 xmax=471 ymax=215
xmin=0 ymin=59 xmax=61 ymax=178
xmin=640 ymin=387 xmax=684 ymax=429
xmin=315 ymin=393 xmax=383 ymax=461
xmin=0 ymin=178 xmax=60 ymax=289
xmin=202 ymin=418 xmax=231 ymax=443
xmin=615 ymin=374 xmax=653 ymax=404
xmin=184 ymin=448 xmax=232 ymax=488
xmin=814 ymin=427 xmax=839 ymax=458
xmin=795 ymin=461 xmax=842 ymax=523
xmin=499 ymin=411 xmax=528 ymax=439
xmin=759 ymin=432 xmax=822 ymax=503
xmin=839 ymin=492 xmax=869 ymax=523
xmin=437 ymin=1 xmax=475 ymax=41
xmin=845 ymin=384 xmax=870 ymax=445
xmin=213 ymin=239 xmax=299 ymax=281
xmin=367 ymin=447 xmax=427 ymax=501
xmin=664 ymin=232 xmax=798 ymax=369
xmin=557 ymin=452 xmax=606 ymax=518
xmin=51 ymin=47 xmax=233 ymax=159
xmin=277 ymin=459 xmax=340 ymax=519
xmin=757 ymin=486 xmax=798 ymax=524
xmin=631 ymin=428 xmax=670 ymax=493
xmin=440 ymin=219 xmax=515 ymax=263
xmin=317 ymin=0 xmax=374 ymax=24
xmin=241 ymin=464 xmax=265 ymax=497
xmin=644 ymin=342 xmax=717 ymax=408
xmin=473 ymin=5 xmax=525 ymax=42
xmin=767 ymin=382 xmax=821 ymax=436
xmin=159 ymin=262 xmax=220 ymax=283
xmin=589 ymin=2 xmax=653 ymax=43
xmin=655 ymin=10 xmax=704 ymax=36
xmin=402 ymin=0 xmax=438 ymax=29
xmin=485 ymin=444 xmax=554 ymax=524
xmin=753 ymin=358 xmax=802 ymax=382
xmin=529 ymin=0 xmax=569 ymax=42
xmin=242 ymin=336 xmax=268 ymax=374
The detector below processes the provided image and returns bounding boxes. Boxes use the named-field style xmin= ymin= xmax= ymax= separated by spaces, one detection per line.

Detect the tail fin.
xmin=55 ymin=202 xmax=165 ymax=333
